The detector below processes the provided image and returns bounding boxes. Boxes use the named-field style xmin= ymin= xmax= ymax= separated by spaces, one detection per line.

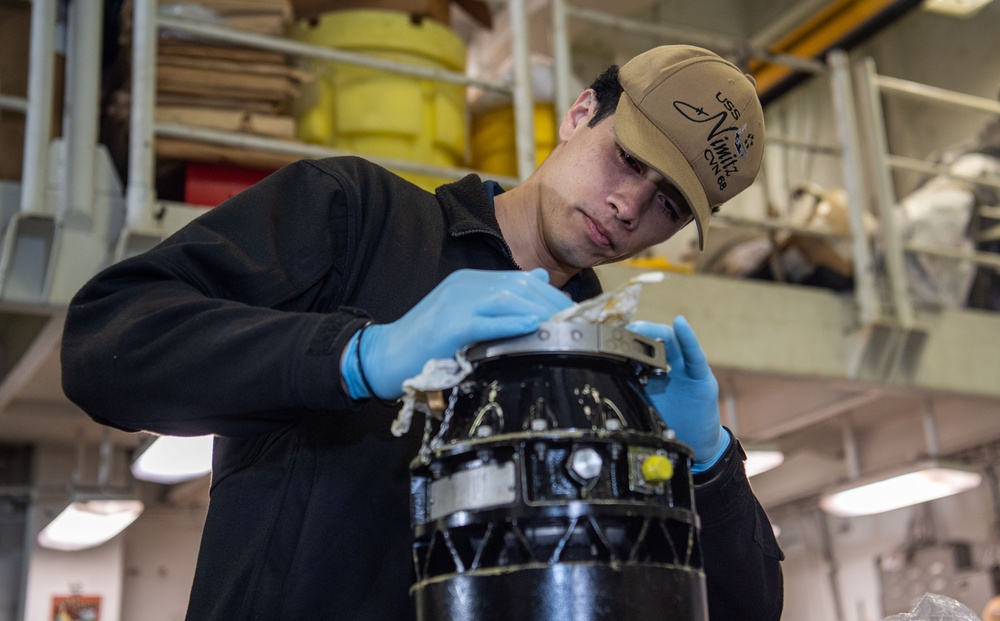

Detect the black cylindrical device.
xmin=409 ymin=322 xmax=708 ymax=621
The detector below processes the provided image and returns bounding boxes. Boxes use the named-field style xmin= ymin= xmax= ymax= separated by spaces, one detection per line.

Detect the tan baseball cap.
xmin=614 ymin=45 xmax=765 ymax=250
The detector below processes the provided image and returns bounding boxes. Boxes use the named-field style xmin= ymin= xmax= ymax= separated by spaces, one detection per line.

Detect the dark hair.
xmin=587 ymin=65 xmax=623 ymax=128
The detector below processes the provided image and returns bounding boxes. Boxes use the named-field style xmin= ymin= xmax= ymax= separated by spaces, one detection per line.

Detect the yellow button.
xmin=641 ymin=455 xmax=674 ymax=483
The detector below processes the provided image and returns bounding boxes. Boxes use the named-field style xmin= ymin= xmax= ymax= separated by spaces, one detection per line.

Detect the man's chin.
xmin=593 ymin=252 xmax=628 ymax=267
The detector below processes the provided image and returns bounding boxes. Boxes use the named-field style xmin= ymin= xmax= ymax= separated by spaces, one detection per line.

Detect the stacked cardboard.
xmin=103 ymin=0 xmax=494 ymax=186
xmin=104 ymin=0 xmax=305 ymax=173
xmin=151 ymin=0 xmax=305 ymax=170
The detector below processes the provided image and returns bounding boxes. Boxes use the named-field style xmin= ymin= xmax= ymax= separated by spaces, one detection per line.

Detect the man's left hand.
xmin=627 ymin=316 xmax=729 ymax=473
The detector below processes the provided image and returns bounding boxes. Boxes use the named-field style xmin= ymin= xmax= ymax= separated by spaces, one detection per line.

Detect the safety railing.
xmin=9 ymin=0 xmax=995 ymax=330
xmin=125 ymin=0 xmax=536 ymax=235
xmin=547 ymin=0 xmax=883 ymax=327
xmin=856 ymin=58 xmax=1000 ymax=326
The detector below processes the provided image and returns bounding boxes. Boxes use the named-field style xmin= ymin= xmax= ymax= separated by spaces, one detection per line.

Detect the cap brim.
xmin=613 ymin=95 xmax=711 ymax=250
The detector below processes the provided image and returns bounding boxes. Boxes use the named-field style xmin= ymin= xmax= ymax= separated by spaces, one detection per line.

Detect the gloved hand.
xmin=627 ymin=316 xmax=729 ymax=473
xmin=343 ymin=268 xmax=573 ymax=400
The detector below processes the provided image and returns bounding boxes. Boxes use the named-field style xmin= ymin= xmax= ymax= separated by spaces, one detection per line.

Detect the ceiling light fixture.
xmin=819 ymin=402 xmax=981 ymax=518
xmin=745 ymin=446 xmax=785 ymax=477
xmin=38 ymin=497 xmax=144 ymax=551
xmin=923 ymin=0 xmax=994 ymax=17
xmin=131 ymin=435 xmax=214 ymax=484
xmin=37 ymin=432 xmax=145 ymax=551
xmin=819 ymin=460 xmax=981 ymax=517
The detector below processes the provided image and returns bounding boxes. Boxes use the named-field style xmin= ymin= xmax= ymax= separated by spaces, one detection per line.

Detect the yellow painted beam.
xmin=750 ymin=0 xmax=903 ymax=96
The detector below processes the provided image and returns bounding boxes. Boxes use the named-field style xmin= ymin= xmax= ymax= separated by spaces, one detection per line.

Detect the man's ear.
xmin=558 ymin=89 xmax=598 ymax=141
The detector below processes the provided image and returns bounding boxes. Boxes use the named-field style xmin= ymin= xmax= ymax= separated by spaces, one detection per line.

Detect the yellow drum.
xmin=471 ymin=102 xmax=557 ymax=177
xmin=291 ymin=10 xmax=467 ymax=191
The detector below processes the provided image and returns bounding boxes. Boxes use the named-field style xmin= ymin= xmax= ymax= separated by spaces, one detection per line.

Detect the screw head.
xmin=569 ymin=447 xmax=604 ymax=480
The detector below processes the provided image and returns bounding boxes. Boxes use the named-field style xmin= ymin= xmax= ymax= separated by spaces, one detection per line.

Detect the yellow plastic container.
xmin=471 ymin=103 xmax=558 ymax=177
xmin=291 ymin=10 xmax=467 ymax=191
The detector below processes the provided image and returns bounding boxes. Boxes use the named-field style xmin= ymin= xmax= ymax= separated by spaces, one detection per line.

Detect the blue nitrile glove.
xmin=343 ymin=268 xmax=573 ymax=401
xmin=627 ymin=316 xmax=729 ymax=473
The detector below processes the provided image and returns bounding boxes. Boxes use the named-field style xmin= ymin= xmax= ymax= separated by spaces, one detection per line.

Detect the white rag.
xmin=390 ymin=271 xmax=666 ymax=436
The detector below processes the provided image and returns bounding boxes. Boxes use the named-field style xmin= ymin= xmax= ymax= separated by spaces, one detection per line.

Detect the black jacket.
xmin=62 ymin=157 xmax=782 ymax=620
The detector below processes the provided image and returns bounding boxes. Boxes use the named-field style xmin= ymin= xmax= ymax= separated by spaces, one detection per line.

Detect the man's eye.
xmin=660 ymin=196 xmax=678 ymax=220
xmin=618 ymin=148 xmax=642 ymax=173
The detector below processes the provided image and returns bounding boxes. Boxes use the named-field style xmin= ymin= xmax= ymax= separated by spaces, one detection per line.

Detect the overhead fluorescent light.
xmin=745 ymin=447 xmax=785 ymax=478
xmin=37 ymin=498 xmax=144 ymax=551
xmin=819 ymin=460 xmax=982 ymax=518
xmin=131 ymin=435 xmax=214 ymax=484
xmin=923 ymin=0 xmax=994 ymax=17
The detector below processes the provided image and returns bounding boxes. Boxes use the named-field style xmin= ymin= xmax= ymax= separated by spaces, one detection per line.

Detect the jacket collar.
xmin=437 ymin=174 xmax=503 ymax=237
xmin=436 ymin=175 xmax=602 ymax=302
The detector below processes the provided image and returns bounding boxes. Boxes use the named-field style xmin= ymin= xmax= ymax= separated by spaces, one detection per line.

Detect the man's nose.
xmin=611 ymin=184 xmax=655 ymax=229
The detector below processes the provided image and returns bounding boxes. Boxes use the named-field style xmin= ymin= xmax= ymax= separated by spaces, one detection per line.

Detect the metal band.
xmin=466 ymin=322 xmax=667 ymax=371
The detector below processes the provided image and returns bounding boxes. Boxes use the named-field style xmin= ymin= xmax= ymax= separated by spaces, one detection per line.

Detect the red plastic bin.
xmin=184 ymin=163 xmax=273 ymax=208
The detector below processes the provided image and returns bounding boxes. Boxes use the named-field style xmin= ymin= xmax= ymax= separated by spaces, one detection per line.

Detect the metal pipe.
xmin=0 ymin=94 xmax=28 ymax=113
xmin=818 ymin=510 xmax=846 ymax=621
xmin=723 ymin=381 xmax=740 ymax=436
xmin=72 ymin=430 xmax=86 ymax=488
xmin=857 ymin=57 xmax=915 ymax=328
xmin=157 ymin=16 xmax=511 ymax=94
xmin=841 ymin=418 xmax=860 ymax=481
xmin=550 ymin=0 xmax=574 ymax=120
xmin=875 ymin=74 xmax=1000 ymax=116
xmin=903 ymin=242 xmax=1000 ymax=271
xmin=981 ymin=206 xmax=1000 ymax=219
xmin=564 ymin=5 xmax=827 ymax=74
xmin=126 ymin=0 xmax=158 ymax=229
xmin=922 ymin=400 xmax=940 ymax=458
xmin=886 ymin=154 xmax=1000 ymax=191
xmin=566 ymin=5 xmax=739 ymax=57
xmin=713 ymin=213 xmax=850 ymax=240
xmin=749 ymin=0 xmax=833 ymax=50
xmin=751 ymin=49 xmax=830 ymax=75
xmin=508 ymin=0 xmax=536 ymax=181
xmin=827 ymin=50 xmax=881 ymax=327
xmin=98 ymin=428 xmax=111 ymax=490
xmin=20 ymin=0 xmax=57 ymax=215
xmin=765 ymin=133 xmax=842 ymax=155
xmin=154 ymin=122 xmax=521 ymax=188
xmin=60 ymin=0 xmax=105 ymax=219
xmin=16 ymin=489 xmax=38 ymax=621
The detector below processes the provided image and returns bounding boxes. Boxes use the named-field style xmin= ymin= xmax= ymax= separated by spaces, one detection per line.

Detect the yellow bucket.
xmin=471 ymin=103 xmax=557 ymax=177
xmin=291 ymin=10 xmax=467 ymax=191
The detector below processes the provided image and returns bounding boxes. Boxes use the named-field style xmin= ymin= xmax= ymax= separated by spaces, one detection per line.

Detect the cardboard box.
xmin=290 ymin=0 xmax=491 ymax=26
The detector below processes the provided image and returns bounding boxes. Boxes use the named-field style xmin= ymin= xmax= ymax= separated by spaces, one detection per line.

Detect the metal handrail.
xmin=885 ymin=154 xmax=1000 ymax=191
xmin=861 ymin=59 xmax=1000 ymax=278
xmin=0 ymin=95 xmax=28 ymax=113
xmin=127 ymin=0 xmax=534 ymax=229
xmin=154 ymin=122 xmax=520 ymax=187
xmin=156 ymin=15 xmax=512 ymax=94
xmin=549 ymin=0 xmax=843 ymax=238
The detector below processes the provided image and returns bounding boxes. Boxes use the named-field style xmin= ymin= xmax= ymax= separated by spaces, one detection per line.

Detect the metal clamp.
xmin=466 ymin=322 xmax=667 ymax=371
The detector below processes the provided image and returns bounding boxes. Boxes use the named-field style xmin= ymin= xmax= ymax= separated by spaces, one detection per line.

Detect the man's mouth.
xmin=585 ymin=215 xmax=612 ymax=248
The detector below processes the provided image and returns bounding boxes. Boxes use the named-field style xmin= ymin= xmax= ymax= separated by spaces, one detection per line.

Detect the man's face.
xmin=537 ymin=102 xmax=696 ymax=270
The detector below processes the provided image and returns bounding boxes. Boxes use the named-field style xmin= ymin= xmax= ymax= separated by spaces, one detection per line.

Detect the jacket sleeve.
xmin=694 ymin=432 xmax=784 ymax=620
xmin=61 ymin=160 xmax=370 ymax=437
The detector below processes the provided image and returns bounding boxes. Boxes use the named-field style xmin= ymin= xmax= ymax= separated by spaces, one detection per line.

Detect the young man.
xmin=62 ymin=45 xmax=782 ymax=619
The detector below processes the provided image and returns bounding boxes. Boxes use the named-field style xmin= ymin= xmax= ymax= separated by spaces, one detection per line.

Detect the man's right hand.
xmin=346 ymin=268 xmax=573 ymax=401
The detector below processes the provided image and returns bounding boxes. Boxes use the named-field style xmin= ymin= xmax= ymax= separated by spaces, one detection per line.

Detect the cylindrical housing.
xmin=410 ymin=323 xmax=708 ymax=621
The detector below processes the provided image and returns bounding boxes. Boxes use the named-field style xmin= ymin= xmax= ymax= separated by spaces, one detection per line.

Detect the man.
xmin=62 ymin=45 xmax=782 ymax=619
